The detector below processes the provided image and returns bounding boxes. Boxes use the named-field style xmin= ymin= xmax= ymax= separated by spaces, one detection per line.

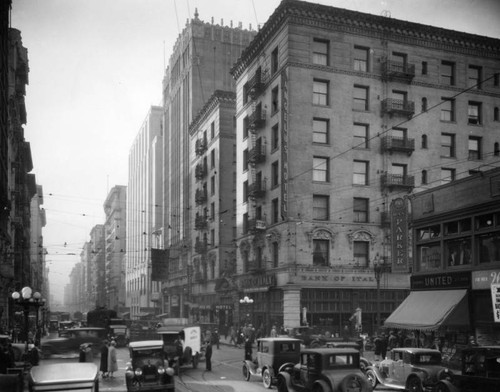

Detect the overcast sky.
xmin=10 ymin=0 xmax=500 ymax=302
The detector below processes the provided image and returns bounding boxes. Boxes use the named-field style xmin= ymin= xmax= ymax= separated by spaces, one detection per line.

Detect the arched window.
xmin=421 ymin=134 xmax=428 ymax=149
xmin=421 ymin=97 xmax=428 ymax=112
xmin=421 ymin=170 xmax=428 ymax=185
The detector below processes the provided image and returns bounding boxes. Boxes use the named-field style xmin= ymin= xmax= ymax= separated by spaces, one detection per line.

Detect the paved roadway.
xmin=29 ymin=336 xmax=391 ymax=392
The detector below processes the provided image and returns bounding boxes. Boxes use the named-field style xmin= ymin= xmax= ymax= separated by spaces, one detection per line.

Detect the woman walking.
xmin=108 ymin=340 xmax=118 ymax=378
xmin=99 ymin=340 xmax=109 ymax=378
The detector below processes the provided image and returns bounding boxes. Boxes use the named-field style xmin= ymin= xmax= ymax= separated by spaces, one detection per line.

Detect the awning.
xmin=384 ymin=289 xmax=469 ymax=331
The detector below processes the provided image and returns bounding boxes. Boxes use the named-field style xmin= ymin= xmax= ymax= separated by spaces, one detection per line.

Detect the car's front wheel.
xmin=276 ymin=375 xmax=288 ymax=392
xmin=262 ymin=368 xmax=272 ymax=389
xmin=407 ymin=376 xmax=423 ymax=392
xmin=365 ymin=369 xmax=378 ymax=388
xmin=242 ymin=364 xmax=251 ymax=381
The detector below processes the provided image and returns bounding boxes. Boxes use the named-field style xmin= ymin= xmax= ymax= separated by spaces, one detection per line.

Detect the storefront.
xmin=471 ymin=269 xmax=500 ymax=345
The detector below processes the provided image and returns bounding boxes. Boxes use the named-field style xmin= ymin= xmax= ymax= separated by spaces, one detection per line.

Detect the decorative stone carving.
xmin=347 ymin=229 xmax=376 ymax=250
xmin=306 ymin=228 xmax=336 ymax=249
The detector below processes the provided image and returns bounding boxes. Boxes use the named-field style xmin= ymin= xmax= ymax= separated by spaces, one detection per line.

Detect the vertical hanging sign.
xmin=280 ymin=69 xmax=288 ymax=220
xmin=491 ymin=283 xmax=500 ymax=322
xmin=391 ymin=198 xmax=409 ymax=272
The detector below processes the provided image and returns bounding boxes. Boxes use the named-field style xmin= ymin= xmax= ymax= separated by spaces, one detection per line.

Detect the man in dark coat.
xmin=99 ymin=340 xmax=109 ymax=378
xmin=205 ymin=339 xmax=212 ymax=371
xmin=244 ymin=337 xmax=253 ymax=361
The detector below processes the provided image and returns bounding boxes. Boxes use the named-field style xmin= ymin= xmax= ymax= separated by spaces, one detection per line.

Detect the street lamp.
xmin=239 ymin=296 xmax=254 ymax=325
xmin=11 ymin=286 xmax=46 ymax=354
xmin=373 ymin=258 xmax=388 ymax=332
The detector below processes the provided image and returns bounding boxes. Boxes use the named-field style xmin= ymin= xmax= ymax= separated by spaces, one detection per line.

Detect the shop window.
xmin=445 ymin=238 xmax=472 ymax=266
xmin=417 ymin=225 xmax=441 ymax=240
xmin=417 ymin=243 xmax=442 ymax=271
xmin=476 ymin=213 xmax=495 ymax=230
xmin=477 ymin=232 xmax=500 ymax=263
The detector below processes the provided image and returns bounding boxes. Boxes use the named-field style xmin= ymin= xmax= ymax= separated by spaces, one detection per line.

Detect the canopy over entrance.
xmin=384 ymin=289 xmax=469 ymax=331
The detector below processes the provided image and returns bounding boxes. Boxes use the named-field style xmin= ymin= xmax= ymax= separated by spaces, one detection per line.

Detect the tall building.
xmin=188 ymin=90 xmax=237 ymax=325
xmin=89 ymin=224 xmax=105 ymax=309
xmin=230 ymin=0 xmax=500 ymax=333
xmin=30 ymin=184 xmax=46 ymax=294
xmin=103 ymin=185 xmax=127 ymax=314
xmin=126 ymin=106 xmax=163 ymax=319
xmin=160 ymin=11 xmax=256 ymax=318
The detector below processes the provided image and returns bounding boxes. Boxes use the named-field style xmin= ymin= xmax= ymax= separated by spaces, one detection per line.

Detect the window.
xmin=271 ymin=161 xmax=279 ymax=187
xmin=441 ymin=133 xmax=455 ymax=158
xmin=210 ymin=202 xmax=215 ymax=220
xmin=272 ymin=123 xmax=279 ymax=150
xmin=421 ymin=134 xmax=428 ymax=149
xmin=441 ymin=98 xmax=455 ymax=121
xmin=313 ymin=157 xmax=329 ymax=182
xmin=495 ymin=73 xmax=499 ymax=87
xmin=468 ymin=65 xmax=482 ymax=89
xmin=441 ymin=61 xmax=455 ymax=85
xmin=478 ymin=232 xmax=500 ymax=263
xmin=272 ymin=198 xmax=279 ymax=224
xmin=243 ymin=83 xmax=249 ymax=105
xmin=313 ymin=118 xmax=329 ymax=144
xmin=313 ymin=80 xmax=329 ymax=106
xmin=272 ymin=242 xmax=279 ymax=267
xmin=313 ymin=239 xmax=329 ymax=266
xmin=391 ymin=52 xmax=407 ymax=72
xmin=353 ymin=123 xmax=368 ymax=149
xmin=421 ymin=170 xmax=428 ymax=185
xmin=313 ymin=195 xmax=329 ymax=220
xmin=392 ymin=127 xmax=407 ymax=144
xmin=417 ymin=243 xmax=441 ymax=271
xmin=211 ymin=175 xmax=215 ymax=195
xmin=353 ymin=160 xmax=368 ymax=185
xmin=353 ymin=241 xmax=369 ymax=267
xmin=210 ymin=229 xmax=215 ymax=247
xmin=441 ymin=168 xmax=456 ymax=184
xmin=243 ymin=180 xmax=248 ymax=202
xmin=422 ymin=61 xmax=428 ymax=75
xmin=243 ymin=148 xmax=248 ymax=171
xmin=243 ymin=213 xmax=249 ymax=234
xmin=210 ymin=121 xmax=215 ymax=139
xmin=243 ymin=116 xmax=249 ymax=139
xmin=353 ymin=198 xmax=368 ymax=223
xmin=312 ymin=38 xmax=329 ymax=66
xmin=495 ymin=107 xmax=499 ymax=122
xmin=271 ymin=47 xmax=278 ymax=74
xmin=271 ymin=86 xmax=279 ymax=114
xmin=495 ymin=142 xmax=500 ymax=157
xmin=354 ymin=46 xmax=369 ymax=72
xmin=353 ymin=85 xmax=369 ymax=111
xmin=468 ymin=137 xmax=481 ymax=160
xmin=210 ymin=149 xmax=215 ymax=168
xmin=392 ymin=163 xmax=407 ymax=179
xmin=468 ymin=101 xmax=482 ymax=125
xmin=421 ymin=97 xmax=427 ymax=112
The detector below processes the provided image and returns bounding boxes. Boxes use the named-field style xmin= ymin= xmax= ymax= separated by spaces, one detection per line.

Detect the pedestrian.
xmin=380 ymin=333 xmax=388 ymax=360
xmin=244 ymin=337 xmax=253 ymax=361
xmin=373 ymin=334 xmax=382 ymax=361
xmin=100 ymin=340 xmax=109 ymax=378
xmin=270 ymin=325 xmax=277 ymax=337
xmin=229 ymin=325 xmax=236 ymax=346
xmin=213 ymin=328 xmax=220 ymax=349
xmin=205 ymin=339 xmax=212 ymax=371
xmin=388 ymin=331 xmax=398 ymax=351
xmin=108 ymin=340 xmax=118 ymax=378
xmin=0 ymin=340 xmax=15 ymax=373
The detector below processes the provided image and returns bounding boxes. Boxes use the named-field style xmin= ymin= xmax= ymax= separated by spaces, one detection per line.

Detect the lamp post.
xmin=373 ymin=259 xmax=388 ymax=332
xmin=11 ymin=286 xmax=46 ymax=354
xmin=239 ymin=295 xmax=254 ymax=326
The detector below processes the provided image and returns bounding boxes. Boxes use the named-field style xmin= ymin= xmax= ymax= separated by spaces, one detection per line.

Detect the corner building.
xmin=231 ymin=0 xmax=500 ymax=334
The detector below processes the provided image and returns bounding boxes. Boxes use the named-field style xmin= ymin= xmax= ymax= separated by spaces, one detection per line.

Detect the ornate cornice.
xmin=306 ymin=227 xmax=336 ymax=249
xmin=347 ymin=229 xmax=377 ymax=250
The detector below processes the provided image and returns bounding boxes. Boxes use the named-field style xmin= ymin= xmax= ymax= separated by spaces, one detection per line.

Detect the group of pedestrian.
xmin=99 ymin=339 xmax=118 ymax=378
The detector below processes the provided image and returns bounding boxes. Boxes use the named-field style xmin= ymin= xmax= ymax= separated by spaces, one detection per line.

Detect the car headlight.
xmin=157 ymin=366 xmax=165 ymax=374
xmin=135 ymin=369 xmax=143 ymax=376
xmin=166 ymin=367 xmax=174 ymax=376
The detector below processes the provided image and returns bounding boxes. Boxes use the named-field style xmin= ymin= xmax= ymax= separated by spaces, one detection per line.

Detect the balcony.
xmin=381 ymin=173 xmax=415 ymax=190
xmin=248 ymin=68 xmax=267 ymax=100
xmin=381 ymin=136 xmax=415 ymax=155
xmin=194 ymin=240 xmax=208 ymax=254
xmin=381 ymin=98 xmax=415 ymax=118
xmin=381 ymin=59 xmax=415 ymax=82
xmin=195 ymin=188 xmax=207 ymax=205
xmin=195 ymin=215 xmax=208 ymax=230
xmin=248 ymin=106 xmax=266 ymax=131
xmin=195 ymin=163 xmax=207 ymax=180
xmin=195 ymin=137 xmax=208 ymax=156
xmin=248 ymin=144 xmax=266 ymax=165
xmin=248 ymin=218 xmax=267 ymax=233
xmin=248 ymin=180 xmax=266 ymax=199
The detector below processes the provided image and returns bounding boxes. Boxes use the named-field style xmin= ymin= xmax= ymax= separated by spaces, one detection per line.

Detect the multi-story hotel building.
xmin=161 ymin=11 xmax=255 ymax=318
xmin=230 ymin=0 xmax=500 ymax=334
xmin=126 ymin=106 xmax=163 ymax=319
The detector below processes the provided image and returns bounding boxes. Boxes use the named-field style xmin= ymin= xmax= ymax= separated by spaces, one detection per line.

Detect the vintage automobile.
xmin=157 ymin=324 xmax=202 ymax=374
xmin=435 ymin=345 xmax=500 ymax=392
xmin=40 ymin=327 xmax=107 ymax=358
xmin=125 ymin=340 xmax=175 ymax=392
xmin=242 ymin=337 xmax=302 ymax=389
xmin=325 ymin=341 xmax=371 ymax=373
xmin=276 ymin=347 xmax=372 ymax=392
xmin=365 ymin=347 xmax=451 ymax=392
xmin=28 ymin=362 xmax=99 ymax=392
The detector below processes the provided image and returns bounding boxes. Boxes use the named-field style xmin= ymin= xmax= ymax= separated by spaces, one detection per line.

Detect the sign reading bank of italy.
xmin=289 ymin=271 xmax=409 ymax=289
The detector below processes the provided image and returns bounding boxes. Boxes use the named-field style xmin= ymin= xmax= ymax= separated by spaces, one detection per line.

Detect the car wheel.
xmin=359 ymin=358 xmax=370 ymax=373
xmin=407 ymin=376 xmax=423 ymax=392
xmin=340 ymin=375 xmax=370 ymax=392
xmin=242 ymin=364 xmax=251 ymax=381
xmin=262 ymin=368 xmax=272 ymax=389
xmin=366 ymin=369 xmax=378 ymax=388
xmin=310 ymin=340 xmax=321 ymax=348
xmin=277 ymin=375 xmax=288 ymax=392
xmin=192 ymin=352 xmax=199 ymax=369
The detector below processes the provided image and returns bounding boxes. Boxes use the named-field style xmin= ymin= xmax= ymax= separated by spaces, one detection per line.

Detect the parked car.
xmin=40 ymin=327 xmax=106 ymax=358
xmin=325 ymin=341 xmax=371 ymax=373
xmin=276 ymin=347 xmax=372 ymax=392
xmin=366 ymin=347 xmax=451 ymax=392
xmin=125 ymin=340 xmax=175 ymax=392
xmin=29 ymin=363 xmax=98 ymax=392
xmin=242 ymin=337 xmax=302 ymax=389
xmin=157 ymin=324 xmax=202 ymax=374
xmin=435 ymin=345 xmax=500 ymax=392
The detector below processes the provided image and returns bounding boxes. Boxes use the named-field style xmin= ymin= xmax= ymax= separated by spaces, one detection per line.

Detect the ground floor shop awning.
xmin=384 ymin=289 xmax=469 ymax=331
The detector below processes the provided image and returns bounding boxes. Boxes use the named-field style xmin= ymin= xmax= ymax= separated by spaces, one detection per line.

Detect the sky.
xmin=9 ymin=0 xmax=500 ymax=303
